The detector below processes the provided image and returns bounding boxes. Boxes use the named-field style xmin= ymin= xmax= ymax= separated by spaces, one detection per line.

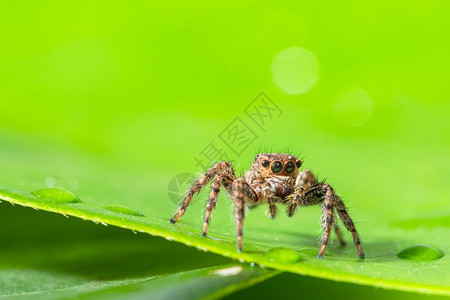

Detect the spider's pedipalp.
xmin=266 ymin=197 xmax=278 ymax=219
xmin=287 ymin=169 xmax=319 ymax=217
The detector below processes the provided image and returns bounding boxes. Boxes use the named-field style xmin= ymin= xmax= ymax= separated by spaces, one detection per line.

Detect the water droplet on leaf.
xmin=103 ymin=205 xmax=144 ymax=216
xmin=32 ymin=188 xmax=81 ymax=203
xmin=397 ymin=244 xmax=444 ymax=261
xmin=265 ymin=247 xmax=302 ymax=263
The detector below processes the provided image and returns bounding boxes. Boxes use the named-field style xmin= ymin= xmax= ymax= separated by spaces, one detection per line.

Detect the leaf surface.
xmin=0 ymin=135 xmax=448 ymax=296
xmin=0 ymin=204 xmax=274 ymax=299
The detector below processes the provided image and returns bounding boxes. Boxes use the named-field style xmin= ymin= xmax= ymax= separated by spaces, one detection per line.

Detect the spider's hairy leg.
xmin=202 ymin=175 xmax=221 ymax=237
xmin=318 ymin=186 xmax=336 ymax=259
xmin=232 ymin=178 xmax=259 ymax=252
xmin=333 ymin=217 xmax=347 ymax=246
xmin=335 ymin=196 xmax=365 ymax=258
xmin=287 ymin=169 xmax=318 ymax=217
xmin=170 ymin=162 xmax=235 ymax=224
xmin=295 ymin=169 xmax=319 ymax=188
xmin=295 ymin=183 xmax=362 ymax=258
xmin=202 ymin=173 xmax=234 ymax=237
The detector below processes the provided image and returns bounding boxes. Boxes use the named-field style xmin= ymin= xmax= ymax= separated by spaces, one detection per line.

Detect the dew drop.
xmin=103 ymin=205 xmax=144 ymax=216
xmin=250 ymin=262 xmax=255 ymax=267
xmin=397 ymin=244 xmax=444 ymax=261
xmin=31 ymin=188 xmax=82 ymax=203
xmin=265 ymin=247 xmax=302 ymax=263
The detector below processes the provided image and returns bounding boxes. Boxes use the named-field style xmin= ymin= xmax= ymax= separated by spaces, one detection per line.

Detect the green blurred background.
xmin=1 ymin=0 xmax=449 ymax=298
xmin=1 ymin=0 xmax=449 ymax=230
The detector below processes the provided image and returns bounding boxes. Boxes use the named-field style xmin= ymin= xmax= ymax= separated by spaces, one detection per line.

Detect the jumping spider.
xmin=170 ymin=153 xmax=364 ymax=259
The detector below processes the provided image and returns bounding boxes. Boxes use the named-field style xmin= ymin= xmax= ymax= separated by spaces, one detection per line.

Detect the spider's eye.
xmin=285 ymin=161 xmax=295 ymax=173
xmin=261 ymin=160 xmax=270 ymax=168
xmin=296 ymin=160 xmax=302 ymax=168
xmin=271 ymin=161 xmax=283 ymax=173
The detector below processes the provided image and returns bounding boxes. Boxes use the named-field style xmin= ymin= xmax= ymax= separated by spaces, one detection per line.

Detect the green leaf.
xmin=78 ymin=265 xmax=275 ymax=300
xmin=0 ymin=204 xmax=275 ymax=299
xmin=0 ymin=136 xmax=448 ymax=297
xmin=229 ymin=272 xmax=450 ymax=300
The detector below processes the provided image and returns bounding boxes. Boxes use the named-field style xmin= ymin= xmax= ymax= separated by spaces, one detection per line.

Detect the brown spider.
xmin=170 ymin=153 xmax=364 ymax=259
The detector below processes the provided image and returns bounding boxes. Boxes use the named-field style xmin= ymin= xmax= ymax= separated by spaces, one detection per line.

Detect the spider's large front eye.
xmin=261 ymin=160 xmax=270 ymax=168
xmin=271 ymin=161 xmax=283 ymax=173
xmin=285 ymin=161 xmax=295 ymax=173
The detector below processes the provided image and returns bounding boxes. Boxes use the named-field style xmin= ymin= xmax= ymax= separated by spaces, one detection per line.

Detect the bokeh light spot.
xmin=333 ymin=88 xmax=373 ymax=126
xmin=271 ymin=47 xmax=319 ymax=94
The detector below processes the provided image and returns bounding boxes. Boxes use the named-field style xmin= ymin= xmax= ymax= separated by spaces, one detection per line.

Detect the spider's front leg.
xmin=170 ymin=162 xmax=235 ymax=224
xmin=232 ymin=178 xmax=259 ymax=252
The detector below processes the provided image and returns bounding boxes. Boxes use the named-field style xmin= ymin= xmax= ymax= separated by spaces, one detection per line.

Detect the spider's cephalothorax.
xmin=170 ymin=153 xmax=364 ymax=259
